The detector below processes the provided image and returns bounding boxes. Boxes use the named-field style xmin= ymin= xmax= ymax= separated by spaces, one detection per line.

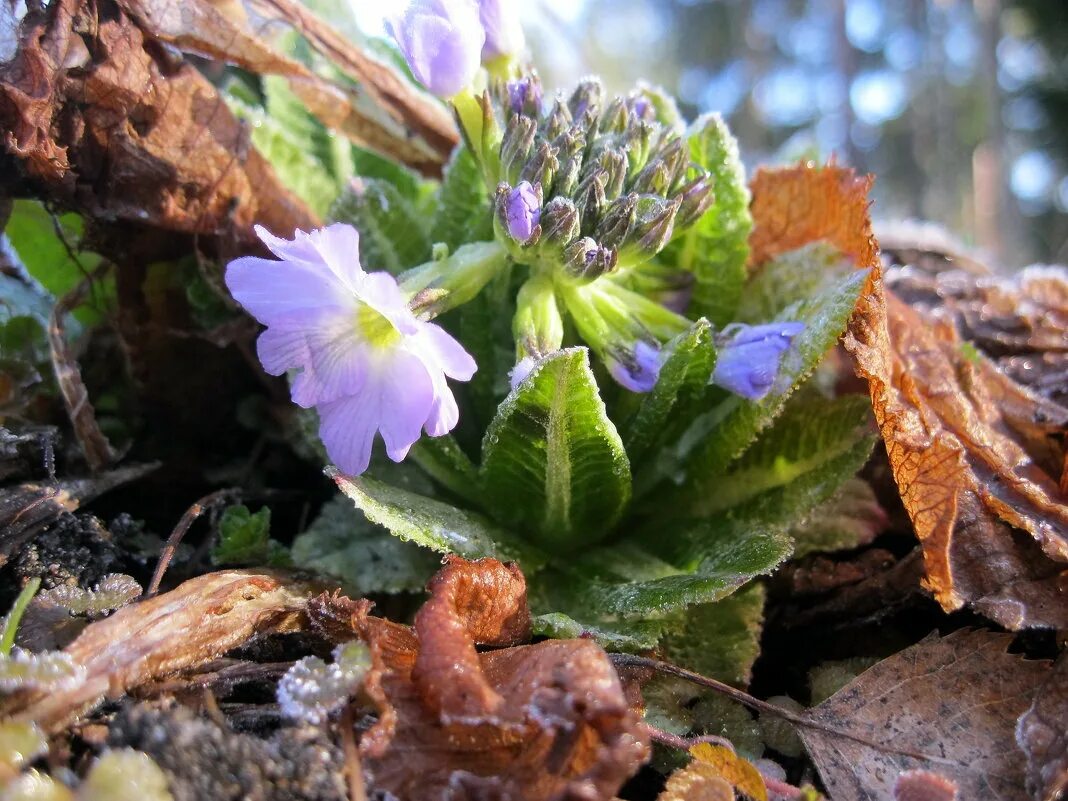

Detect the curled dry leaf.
xmin=0 ymin=0 xmax=316 ymax=241
xmin=0 ymin=570 xmax=315 ymax=733
xmin=800 ymin=629 xmax=1050 ymax=801
xmin=657 ymin=764 xmax=734 ymax=801
xmin=307 ymin=556 xmax=650 ymax=801
xmin=1016 ymin=651 xmax=1068 ymax=801
xmin=887 ymin=264 xmax=1068 ymax=408
xmin=123 ymin=0 xmax=457 ymax=175
xmin=748 ymin=162 xmax=1068 ymax=629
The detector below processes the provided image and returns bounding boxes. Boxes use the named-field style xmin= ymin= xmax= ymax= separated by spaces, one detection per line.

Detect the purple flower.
xmin=608 ymin=341 xmax=662 ymax=393
xmin=479 ymin=0 xmax=524 ymax=61
xmin=387 ymin=0 xmax=485 ymax=99
xmin=712 ymin=322 xmax=805 ymax=400
xmin=505 ymin=181 xmax=541 ymax=243
xmin=225 ymin=224 xmax=476 ymax=475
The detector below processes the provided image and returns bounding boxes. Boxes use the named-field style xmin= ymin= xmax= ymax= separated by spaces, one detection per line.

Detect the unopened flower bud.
xmin=598 ymin=97 xmax=629 ymax=135
xmin=620 ymin=196 xmax=681 ymax=262
xmin=607 ymin=340 xmax=662 ymax=393
xmin=624 ymin=120 xmax=654 ymax=178
xmin=495 ymin=181 xmax=542 ymax=245
xmin=674 ymin=174 xmax=716 ymax=230
xmin=543 ymin=98 xmax=572 ymax=140
xmin=596 ymin=193 xmax=638 ymax=249
xmin=520 ymin=141 xmax=559 ymax=189
xmin=569 ymin=77 xmax=604 ymax=121
xmin=506 ymin=76 xmax=543 ymax=117
xmin=500 ymin=114 xmax=537 ymax=184
xmin=564 ymin=237 xmax=617 ymax=280
xmin=575 ymin=170 xmax=607 ymax=232
xmin=553 ymin=154 xmax=583 ymax=198
xmin=599 ymin=148 xmax=628 ymax=200
xmin=538 ymin=197 xmax=581 ymax=250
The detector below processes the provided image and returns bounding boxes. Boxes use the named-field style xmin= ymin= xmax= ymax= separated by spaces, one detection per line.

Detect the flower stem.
xmin=0 ymin=577 xmax=41 ymax=656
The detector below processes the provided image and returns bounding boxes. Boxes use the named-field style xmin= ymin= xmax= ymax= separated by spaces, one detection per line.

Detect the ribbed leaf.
xmin=623 ymin=319 xmax=716 ymax=466
xmin=408 ymin=435 xmax=482 ymax=506
xmin=328 ymin=469 xmax=547 ymax=570
xmin=684 ymin=393 xmax=874 ymax=516
xmin=479 ymin=348 xmax=632 ymax=552
xmin=669 ymin=113 xmax=751 ymax=325
xmin=531 ymin=613 xmax=670 ymax=651
xmin=330 ymin=178 xmax=431 ymax=274
xmin=680 ymin=260 xmax=870 ymax=483
xmin=431 ymin=146 xmax=492 ymax=250
xmin=660 ymin=583 xmax=765 ymax=686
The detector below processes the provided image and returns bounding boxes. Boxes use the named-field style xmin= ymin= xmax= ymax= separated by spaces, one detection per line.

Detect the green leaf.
xmin=789 ymin=477 xmax=886 ymax=559
xmin=680 ymin=260 xmax=871 ymax=483
xmin=431 ymin=145 xmax=491 ymax=250
xmin=5 ymin=201 xmax=106 ymax=325
xmin=408 ymin=435 xmax=483 ymax=506
xmin=669 ymin=113 xmax=751 ymax=326
xmin=263 ymin=75 xmax=353 ymax=186
xmin=211 ymin=505 xmax=291 ymax=567
xmin=660 ymin=583 xmax=765 ymax=686
xmin=735 ymin=242 xmax=844 ymax=324
xmin=480 ymin=348 xmax=632 ymax=552
xmin=623 ymin=319 xmax=716 ymax=466
xmin=328 ymin=468 xmax=547 ymax=570
xmin=330 ymin=177 xmax=432 ymax=274
xmin=226 ymin=91 xmax=343 ymax=218
xmin=531 ymin=613 xmax=669 ymax=651
xmin=291 ymin=496 xmax=440 ymax=595
xmin=531 ymin=517 xmax=792 ymax=624
xmin=685 ymin=393 xmax=874 ymax=516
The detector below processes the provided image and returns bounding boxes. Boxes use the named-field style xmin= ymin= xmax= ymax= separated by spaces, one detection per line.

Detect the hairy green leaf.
xmin=408 ymin=435 xmax=483 ymax=506
xmin=330 ymin=178 xmax=432 ymax=273
xmin=623 ymin=319 xmax=717 ymax=466
xmin=679 ymin=260 xmax=870 ymax=483
xmin=790 ymin=477 xmax=886 ymax=558
xmin=669 ymin=113 xmax=751 ymax=325
xmin=328 ymin=469 xmax=547 ymax=570
xmin=531 ymin=613 xmax=669 ymax=651
xmin=431 ymin=146 xmax=491 ymax=250
xmin=685 ymin=393 xmax=874 ymax=516
xmin=211 ymin=505 xmax=291 ymax=567
xmin=480 ymin=348 xmax=632 ymax=551
xmin=291 ymin=495 xmax=440 ymax=595
xmin=660 ymin=583 xmax=765 ymax=686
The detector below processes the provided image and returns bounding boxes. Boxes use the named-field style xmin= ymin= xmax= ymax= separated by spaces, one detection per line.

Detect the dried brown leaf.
xmin=887 ymin=264 xmax=1068 ymax=409
xmin=893 ymin=770 xmax=959 ymax=801
xmin=844 ymin=275 xmax=1068 ymax=626
xmin=0 ymin=569 xmax=315 ymax=733
xmin=750 ymin=162 xmax=1068 ymax=629
xmin=309 ymin=556 xmax=650 ymax=801
xmin=657 ymin=763 xmax=735 ymax=801
xmin=687 ymin=743 xmax=766 ymax=801
xmin=1 ymin=0 xmax=317 ymax=241
xmin=1016 ymin=652 xmax=1068 ymax=801
xmin=801 ymin=629 xmax=1050 ymax=801
xmin=749 ymin=163 xmax=880 ymax=271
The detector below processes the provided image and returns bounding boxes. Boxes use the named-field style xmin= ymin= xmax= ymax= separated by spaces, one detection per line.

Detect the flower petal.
xmin=358 ymin=271 xmax=420 ymax=336
xmin=306 ymin=223 xmax=365 ymax=290
xmin=375 ymin=348 xmax=437 ymax=462
xmin=410 ymin=322 xmax=477 ymax=381
xmin=290 ymin=323 xmax=369 ymax=408
xmin=256 ymin=326 xmax=311 ymax=376
xmin=318 ymin=393 xmax=378 ymax=476
xmin=424 ymin=372 xmax=460 ymax=437
xmin=225 ymin=256 xmax=353 ymax=327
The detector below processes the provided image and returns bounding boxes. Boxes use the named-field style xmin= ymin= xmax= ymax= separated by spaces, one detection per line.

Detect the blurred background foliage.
xmin=345 ymin=0 xmax=1068 ymax=269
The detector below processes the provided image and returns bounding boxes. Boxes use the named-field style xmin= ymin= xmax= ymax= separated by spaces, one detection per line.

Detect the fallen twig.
xmin=145 ymin=488 xmax=240 ymax=597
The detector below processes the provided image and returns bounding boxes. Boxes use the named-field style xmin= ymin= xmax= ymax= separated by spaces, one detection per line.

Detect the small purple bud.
xmin=712 ymin=322 xmax=805 ymax=400
xmin=479 ymin=0 xmax=525 ymax=61
xmin=505 ymin=181 xmax=541 ymax=243
xmin=387 ymin=0 xmax=485 ymax=99
xmin=608 ymin=341 xmax=662 ymax=393
xmin=507 ymin=77 xmax=543 ymax=116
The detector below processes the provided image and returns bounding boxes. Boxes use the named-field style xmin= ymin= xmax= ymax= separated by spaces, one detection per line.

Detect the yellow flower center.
xmin=355 ymin=303 xmax=402 ymax=349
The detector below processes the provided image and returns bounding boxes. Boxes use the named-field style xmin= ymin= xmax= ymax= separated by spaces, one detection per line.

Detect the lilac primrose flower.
xmin=387 ymin=0 xmax=485 ymax=99
xmin=712 ymin=322 xmax=805 ymax=400
xmin=608 ymin=340 xmax=662 ymax=393
xmin=479 ymin=0 xmax=525 ymax=61
xmin=225 ymin=224 xmax=476 ymax=476
xmin=505 ymin=181 xmax=541 ymax=243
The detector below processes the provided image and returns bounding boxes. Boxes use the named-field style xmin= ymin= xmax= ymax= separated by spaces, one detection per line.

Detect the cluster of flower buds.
xmin=487 ymin=74 xmax=716 ymax=279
